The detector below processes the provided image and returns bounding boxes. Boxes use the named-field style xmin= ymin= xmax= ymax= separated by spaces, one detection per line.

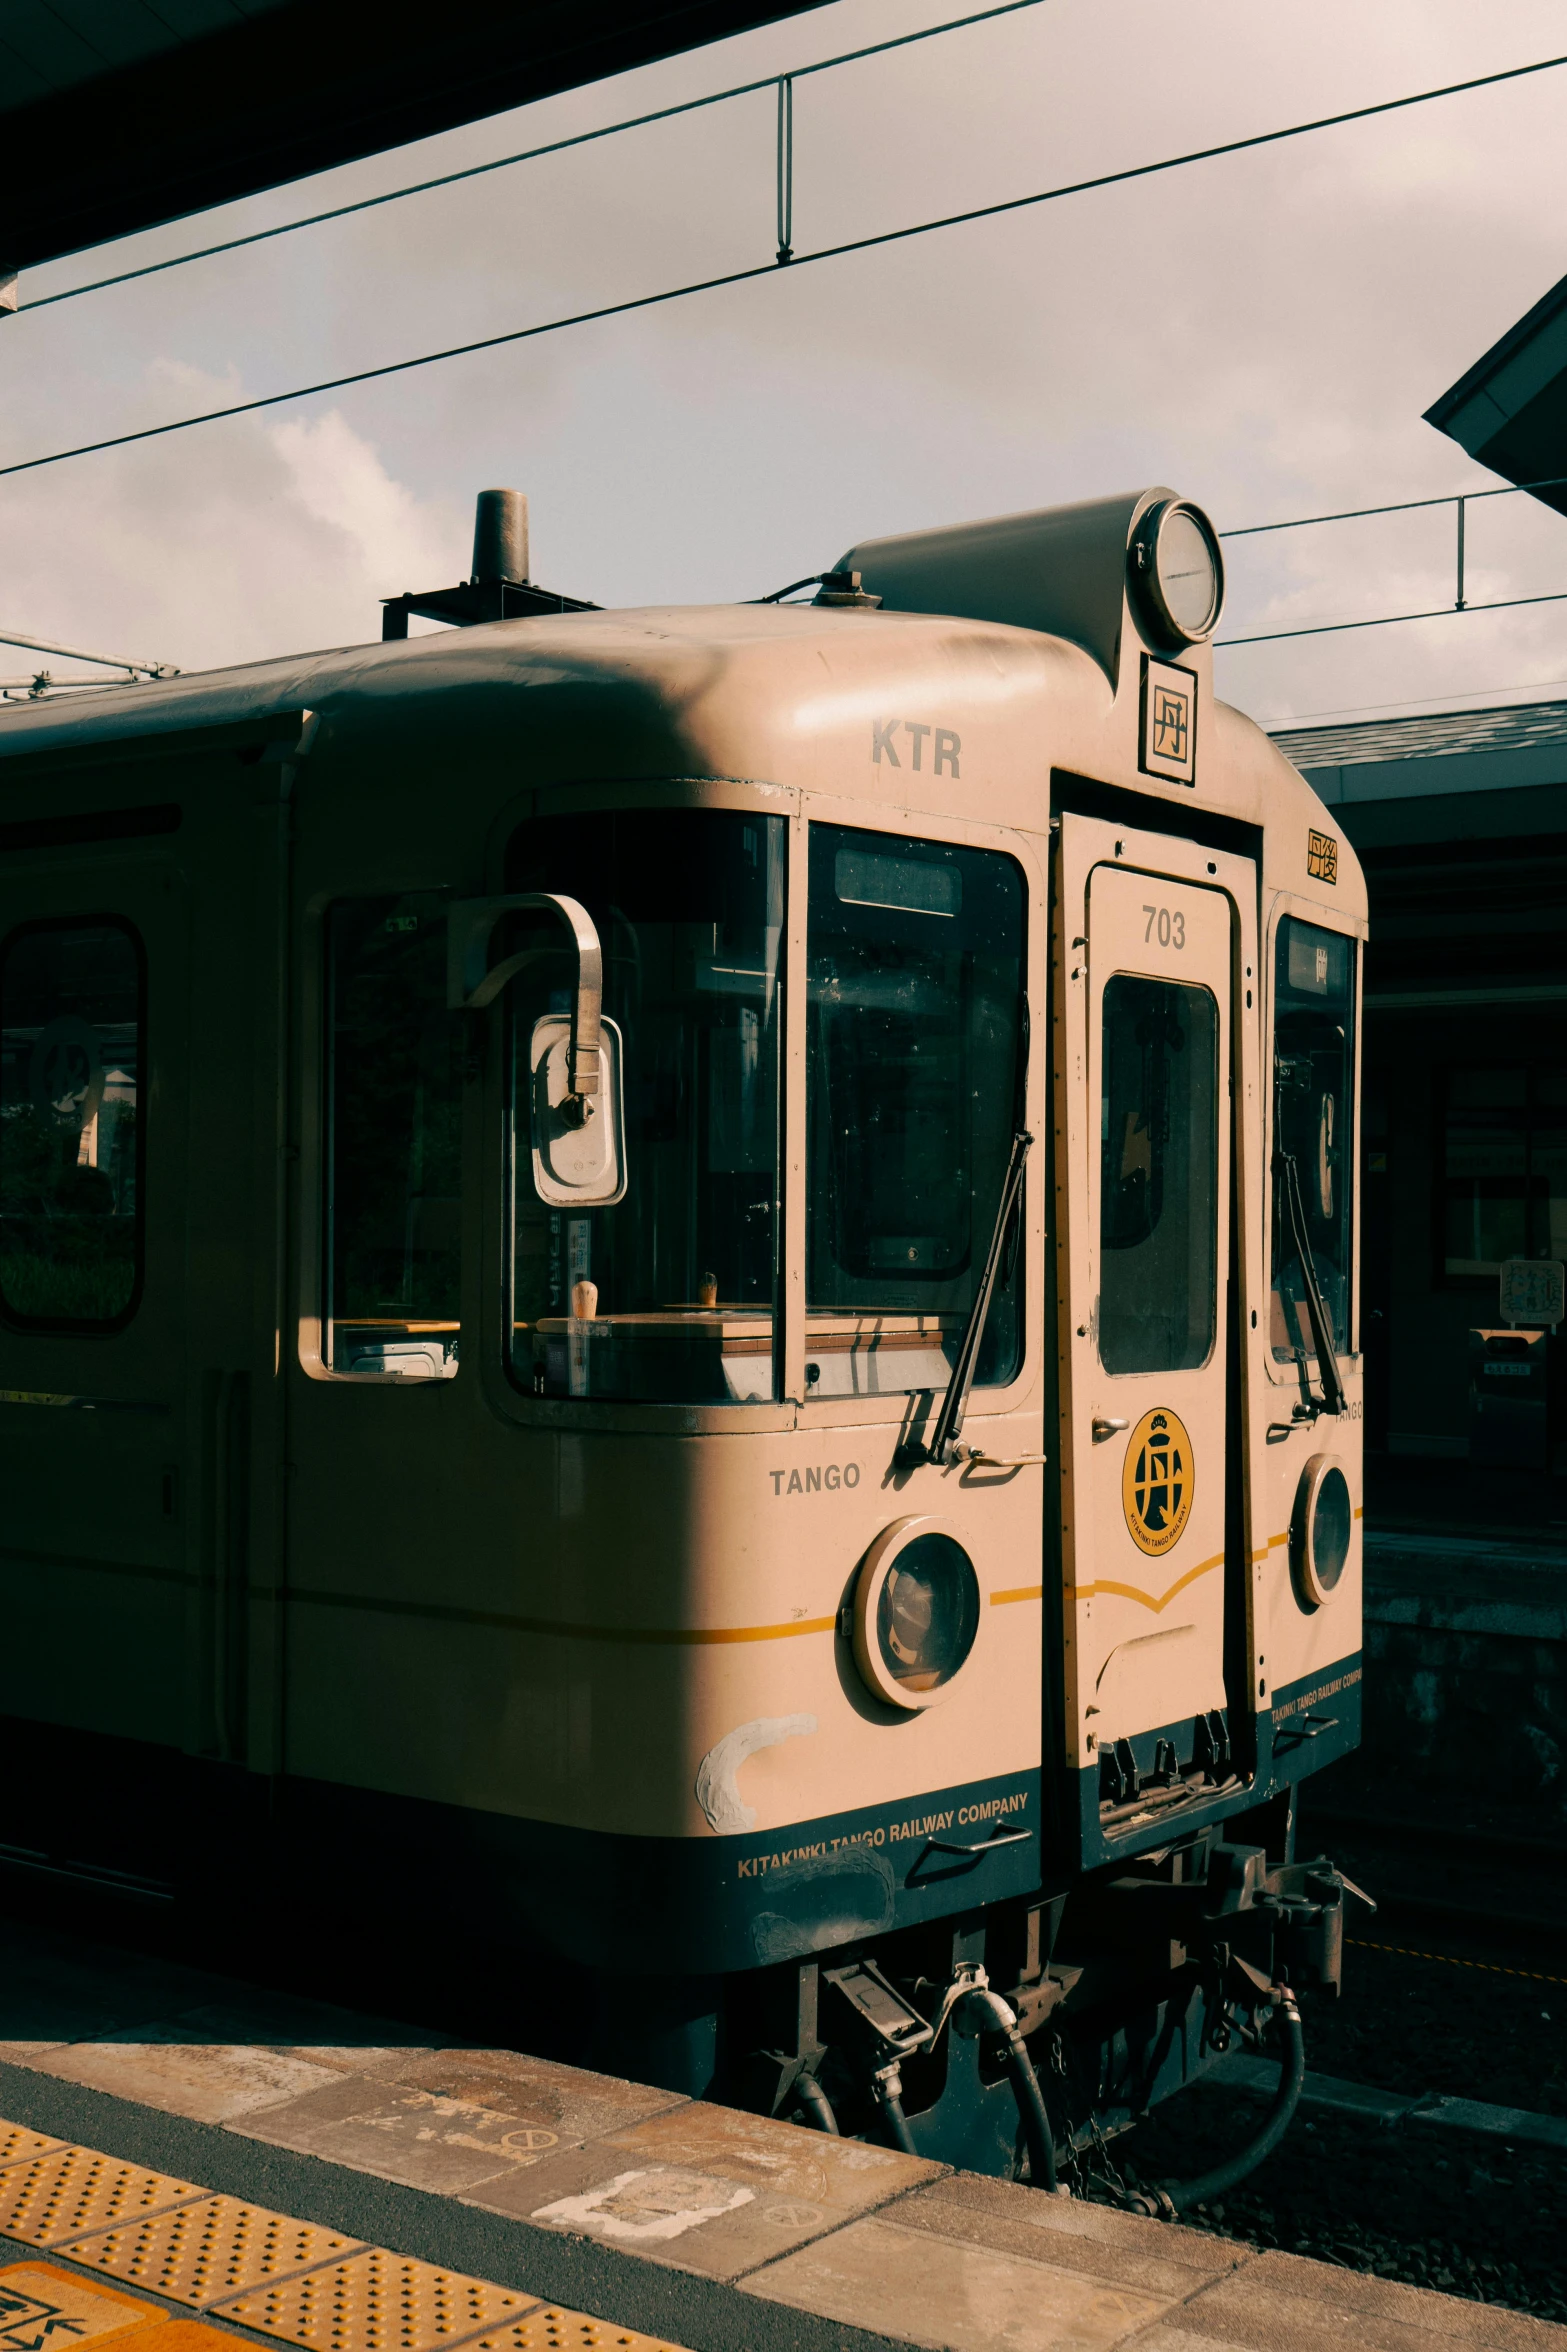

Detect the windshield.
xmin=508 ymin=809 xmax=783 ymax=1403
xmin=806 ymin=825 xmax=1025 ymax=1398
xmin=1272 ymin=915 xmax=1356 ymax=1364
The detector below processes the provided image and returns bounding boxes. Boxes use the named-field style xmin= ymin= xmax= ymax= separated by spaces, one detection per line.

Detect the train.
xmin=0 ymin=485 xmax=1365 ymax=2203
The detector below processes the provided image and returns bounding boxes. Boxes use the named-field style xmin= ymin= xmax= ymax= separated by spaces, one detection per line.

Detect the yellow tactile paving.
xmin=0 ymin=2126 xmax=66 ymax=2174
xmin=210 ymin=2247 xmax=541 ymax=2352
xmin=0 ymin=2122 xmax=695 ymax=2352
xmin=65 ymin=2199 xmax=364 ymax=2308
xmin=467 ymin=2316 xmax=694 ymax=2352
xmin=112 ymin=2331 xmax=262 ymax=2352
xmin=0 ymin=2149 xmax=204 ymax=2249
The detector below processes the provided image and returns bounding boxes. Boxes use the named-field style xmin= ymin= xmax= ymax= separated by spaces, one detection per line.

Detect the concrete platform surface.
xmin=2 ymin=1906 xmax=1563 ymax=2352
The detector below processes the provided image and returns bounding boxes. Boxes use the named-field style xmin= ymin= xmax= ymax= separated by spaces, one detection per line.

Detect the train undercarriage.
xmin=727 ymin=1804 xmax=1363 ymax=2206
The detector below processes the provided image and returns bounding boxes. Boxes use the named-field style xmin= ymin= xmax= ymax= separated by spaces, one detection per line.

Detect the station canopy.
xmin=1 ymin=0 xmax=827 ymax=273
xmin=1425 ymin=267 xmax=1567 ymax=521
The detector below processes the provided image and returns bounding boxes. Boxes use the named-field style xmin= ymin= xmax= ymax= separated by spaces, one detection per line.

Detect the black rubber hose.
xmin=873 ymin=2077 xmax=919 ymax=2155
xmin=954 ymin=1986 xmax=1061 ymax=2193
xmin=1156 ymin=1994 xmax=1306 ymax=2216
xmin=793 ymin=2071 xmax=840 ymax=2135
xmin=1001 ymin=2027 xmax=1060 ymax=2193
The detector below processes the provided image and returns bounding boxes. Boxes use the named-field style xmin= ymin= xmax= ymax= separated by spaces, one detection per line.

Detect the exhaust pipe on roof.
xmin=471 ymin=488 xmax=529 ymax=587
xmin=382 ymin=488 xmax=597 ymax=638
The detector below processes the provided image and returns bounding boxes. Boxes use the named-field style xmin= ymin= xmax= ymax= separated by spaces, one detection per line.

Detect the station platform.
xmin=1 ymin=1905 xmax=1560 ymax=2352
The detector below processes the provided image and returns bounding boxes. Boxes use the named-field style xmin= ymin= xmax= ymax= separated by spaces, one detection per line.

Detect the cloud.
xmin=1 ymin=388 xmax=464 ymax=675
xmin=269 ymin=408 xmax=458 ymax=601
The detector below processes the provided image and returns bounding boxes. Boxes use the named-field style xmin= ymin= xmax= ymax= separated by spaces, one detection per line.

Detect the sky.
xmin=4 ymin=0 xmax=1567 ymax=729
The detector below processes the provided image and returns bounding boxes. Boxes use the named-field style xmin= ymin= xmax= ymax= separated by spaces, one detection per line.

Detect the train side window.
xmin=1098 ymin=975 xmax=1218 ymax=1375
xmin=806 ymin=828 xmax=1026 ymax=1398
xmin=325 ymin=894 xmax=460 ymax=1377
xmin=1270 ymin=916 xmax=1355 ymax=1362
xmin=0 ymin=917 xmax=144 ymax=1329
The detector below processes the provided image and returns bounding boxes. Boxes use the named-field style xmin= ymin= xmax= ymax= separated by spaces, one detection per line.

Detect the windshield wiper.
xmin=900 ymin=1130 xmax=1033 ymax=1469
xmin=1273 ymin=1145 xmax=1345 ymax=1419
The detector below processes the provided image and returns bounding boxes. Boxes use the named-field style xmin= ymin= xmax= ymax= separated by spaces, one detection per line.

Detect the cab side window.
xmin=1271 ymin=916 xmax=1355 ymax=1363
xmin=325 ymin=894 xmax=460 ymax=1377
xmin=0 ymin=918 xmax=144 ymax=1328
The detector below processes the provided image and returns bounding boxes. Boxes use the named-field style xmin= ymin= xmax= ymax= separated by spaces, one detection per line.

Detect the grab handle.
xmin=924 ymin=1825 xmax=1032 ymax=1857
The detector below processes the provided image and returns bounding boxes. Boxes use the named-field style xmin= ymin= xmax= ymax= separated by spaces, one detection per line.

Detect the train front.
xmin=298 ymin=490 xmax=1365 ymax=2187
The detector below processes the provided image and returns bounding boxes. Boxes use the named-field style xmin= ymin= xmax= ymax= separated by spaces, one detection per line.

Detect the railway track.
xmin=1120 ymin=1960 xmax=1567 ymax=2326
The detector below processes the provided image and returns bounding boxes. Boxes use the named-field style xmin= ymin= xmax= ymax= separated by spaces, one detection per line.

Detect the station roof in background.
xmin=0 ymin=0 xmax=827 ymax=272
xmin=1273 ymin=697 xmax=1567 ymax=851
xmin=1273 ymin=697 xmax=1567 ymax=772
xmin=1424 ymin=268 xmax=1567 ymax=520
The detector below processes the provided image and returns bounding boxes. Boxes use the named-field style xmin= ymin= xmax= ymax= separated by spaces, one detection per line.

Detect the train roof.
xmin=0 ymin=491 xmax=1361 ymax=906
xmin=0 ymin=599 xmax=1104 ymax=762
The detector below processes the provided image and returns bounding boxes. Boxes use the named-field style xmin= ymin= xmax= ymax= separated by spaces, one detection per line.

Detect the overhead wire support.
xmin=1217 ymin=588 xmax=1567 ymax=650
xmin=6 ymin=51 xmax=1567 ymax=484
xmin=6 ymin=0 xmax=1045 ymax=316
xmin=1224 ymin=471 xmax=1567 ymax=537
xmin=1217 ymin=470 xmax=1567 ymax=648
xmin=776 ymin=78 xmax=794 ymax=265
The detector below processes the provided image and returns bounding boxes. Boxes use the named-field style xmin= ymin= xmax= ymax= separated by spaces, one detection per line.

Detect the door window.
xmin=1098 ymin=974 xmax=1218 ymax=1374
xmin=0 ymin=918 xmax=143 ymax=1328
xmin=806 ymin=827 xmax=1026 ymax=1398
xmin=325 ymin=894 xmax=461 ymax=1376
xmin=1270 ymin=916 xmax=1355 ymax=1362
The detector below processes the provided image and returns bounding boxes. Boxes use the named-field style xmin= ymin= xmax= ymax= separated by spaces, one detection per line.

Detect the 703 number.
xmin=1143 ymin=904 xmax=1186 ymax=948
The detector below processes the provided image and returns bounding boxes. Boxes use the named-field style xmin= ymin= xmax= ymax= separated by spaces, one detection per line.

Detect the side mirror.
xmin=448 ymin=892 xmax=627 ymax=1207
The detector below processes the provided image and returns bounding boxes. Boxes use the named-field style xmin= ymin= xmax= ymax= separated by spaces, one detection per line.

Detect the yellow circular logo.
xmin=1121 ymin=1408 xmax=1194 ymax=1556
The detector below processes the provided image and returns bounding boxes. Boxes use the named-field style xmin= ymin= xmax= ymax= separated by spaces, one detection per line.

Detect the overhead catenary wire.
xmin=1226 ymin=472 xmax=1567 ymax=538
xmin=1217 ymin=590 xmax=1567 ymax=649
xmin=7 ymin=0 xmax=1047 ymax=314
xmin=1273 ymin=673 xmax=1567 ymax=726
xmin=4 ymin=49 xmax=1567 ymax=485
xmin=1217 ymin=471 xmax=1567 ymax=647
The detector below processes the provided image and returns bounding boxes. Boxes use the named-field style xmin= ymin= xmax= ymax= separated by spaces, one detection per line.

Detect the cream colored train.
xmin=0 ymin=488 xmax=1363 ymax=2196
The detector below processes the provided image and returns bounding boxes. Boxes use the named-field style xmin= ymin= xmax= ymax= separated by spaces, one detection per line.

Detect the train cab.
xmin=0 ymin=487 xmax=1366 ymax=2188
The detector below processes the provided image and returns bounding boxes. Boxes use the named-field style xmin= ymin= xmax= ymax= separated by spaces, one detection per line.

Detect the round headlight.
xmin=852 ymin=1517 xmax=982 ymax=1711
xmin=1290 ymin=1454 xmax=1354 ymax=1610
xmin=1130 ymin=499 xmax=1225 ymax=647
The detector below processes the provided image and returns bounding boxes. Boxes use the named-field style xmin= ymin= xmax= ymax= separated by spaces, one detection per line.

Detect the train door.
xmin=1054 ymin=814 xmax=1256 ymax=1846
